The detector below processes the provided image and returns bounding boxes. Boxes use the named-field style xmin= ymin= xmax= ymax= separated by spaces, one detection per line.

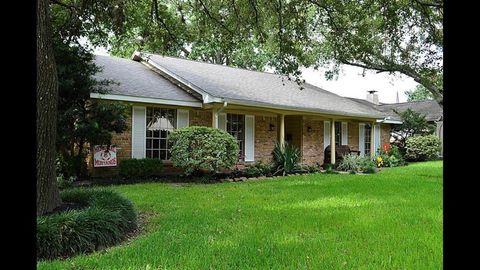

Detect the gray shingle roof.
xmin=93 ymin=55 xmax=199 ymax=102
xmin=142 ymin=53 xmax=384 ymax=118
xmin=377 ymin=100 xmax=443 ymax=121
xmin=347 ymin=97 xmax=443 ymax=121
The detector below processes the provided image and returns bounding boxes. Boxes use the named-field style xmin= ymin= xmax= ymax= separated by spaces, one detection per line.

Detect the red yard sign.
xmin=93 ymin=145 xmax=117 ymax=167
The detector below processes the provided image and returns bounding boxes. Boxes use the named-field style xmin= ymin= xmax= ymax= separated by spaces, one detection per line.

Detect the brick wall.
xmin=254 ymin=115 xmax=278 ymax=163
xmin=380 ymin=124 xmax=391 ymax=147
xmin=189 ymin=109 xmax=212 ymax=127
xmin=348 ymin=122 xmax=359 ymax=151
xmin=302 ymin=117 xmax=324 ymax=165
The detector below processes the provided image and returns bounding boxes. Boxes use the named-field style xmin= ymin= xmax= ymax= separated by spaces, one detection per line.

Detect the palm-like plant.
xmin=272 ymin=141 xmax=301 ymax=176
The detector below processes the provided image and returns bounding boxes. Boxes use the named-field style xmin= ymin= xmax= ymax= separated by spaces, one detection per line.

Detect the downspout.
xmin=218 ymin=101 xmax=228 ymax=114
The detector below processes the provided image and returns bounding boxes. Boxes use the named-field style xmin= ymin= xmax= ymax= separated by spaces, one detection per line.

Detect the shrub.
xmin=119 ymin=158 xmax=163 ymax=178
xmin=404 ymin=135 xmax=441 ymax=161
xmin=169 ymin=126 xmax=239 ymax=175
xmin=360 ymin=158 xmax=377 ymax=174
xmin=37 ymin=188 xmax=137 ymax=260
xmin=376 ymin=144 xmax=406 ymax=167
xmin=336 ymin=154 xmax=364 ymax=172
xmin=56 ymin=174 xmax=76 ymax=189
xmin=302 ymin=163 xmax=321 ymax=173
xmin=244 ymin=161 xmax=273 ymax=177
xmin=272 ymin=141 xmax=302 ymax=176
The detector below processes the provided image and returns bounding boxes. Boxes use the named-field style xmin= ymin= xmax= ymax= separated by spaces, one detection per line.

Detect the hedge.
xmin=37 ymin=188 xmax=137 ymax=260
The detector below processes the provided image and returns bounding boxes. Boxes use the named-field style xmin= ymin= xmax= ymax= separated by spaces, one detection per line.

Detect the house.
xmin=348 ymin=94 xmax=444 ymax=156
xmin=88 ymin=51 xmax=401 ymax=176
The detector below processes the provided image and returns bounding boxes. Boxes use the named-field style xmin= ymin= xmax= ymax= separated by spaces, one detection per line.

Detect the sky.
xmin=89 ymin=43 xmax=418 ymax=104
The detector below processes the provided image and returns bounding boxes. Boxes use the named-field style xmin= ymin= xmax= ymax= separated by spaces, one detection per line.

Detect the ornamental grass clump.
xmin=37 ymin=188 xmax=137 ymax=260
xmin=272 ymin=141 xmax=302 ymax=176
xmin=169 ymin=126 xmax=239 ymax=176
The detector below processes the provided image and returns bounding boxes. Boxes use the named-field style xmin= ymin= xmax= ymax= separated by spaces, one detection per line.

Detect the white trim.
xmin=131 ymin=106 xmax=147 ymax=159
xmin=131 ymin=106 xmax=135 ymax=158
xmin=341 ymin=122 xmax=348 ymax=145
xmin=244 ymin=115 xmax=255 ymax=162
xmin=376 ymin=119 xmax=402 ymax=124
xmin=90 ymin=93 xmax=203 ymax=108
xmin=324 ymin=121 xmax=331 ymax=149
xmin=176 ymin=109 xmax=189 ymax=128
xmin=359 ymin=123 xmax=365 ymax=157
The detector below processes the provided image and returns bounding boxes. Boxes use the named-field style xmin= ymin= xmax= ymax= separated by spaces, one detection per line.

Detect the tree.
xmin=391 ymin=108 xmax=435 ymax=153
xmin=405 ymin=85 xmax=434 ymax=102
xmin=37 ymin=0 xmax=125 ymax=215
xmin=54 ymin=40 xmax=128 ymax=178
xmin=106 ymin=0 xmax=443 ymax=106
xmin=37 ymin=0 xmax=62 ymax=215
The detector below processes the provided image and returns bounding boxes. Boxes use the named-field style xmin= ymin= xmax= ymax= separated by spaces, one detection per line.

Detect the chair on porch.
xmin=324 ymin=145 xmax=360 ymax=165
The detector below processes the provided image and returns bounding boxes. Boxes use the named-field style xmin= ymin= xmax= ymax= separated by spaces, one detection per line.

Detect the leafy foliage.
xmin=405 ymin=85 xmax=434 ymax=102
xmin=336 ymin=154 xmax=364 ymax=172
xmin=119 ymin=158 xmax=164 ymax=178
xmin=169 ymin=126 xmax=239 ymax=176
xmin=404 ymin=135 xmax=441 ymax=161
xmin=391 ymin=109 xmax=435 ymax=153
xmin=54 ymin=40 xmax=128 ymax=177
xmin=272 ymin=141 xmax=302 ymax=176
xmin=244 ymin=161 xmax=274 ymax=178
xmin=37 ymin=188 xmax=137 ymax=260
xmin=375 ymin=144 xmax=406 ymax=168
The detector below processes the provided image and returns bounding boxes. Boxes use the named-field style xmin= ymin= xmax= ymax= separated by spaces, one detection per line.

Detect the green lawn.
xmin=39 ymin=161 xmax=443 ymax=270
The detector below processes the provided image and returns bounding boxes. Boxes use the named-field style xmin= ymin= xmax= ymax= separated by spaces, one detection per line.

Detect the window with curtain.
xmin=145 ymin=107 xmax=177 ymax=160
xmin=226 ymin=113 xmax=245 ymax=160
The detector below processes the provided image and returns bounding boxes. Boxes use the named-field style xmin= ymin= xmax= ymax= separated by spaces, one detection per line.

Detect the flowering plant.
xmin=383 ymin=143 xmax=391 ymax=153
xmin=376 ymin=156 xmax=384 ymax=167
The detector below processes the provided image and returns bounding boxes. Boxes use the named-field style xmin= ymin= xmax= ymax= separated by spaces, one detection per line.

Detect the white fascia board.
xmin=376 ymin=119 xmax=403 ymax=124
xmin=90 ymin=93 xmax=203 ymax=108
xmin=222 ymin=98 xmax=383 ymax=120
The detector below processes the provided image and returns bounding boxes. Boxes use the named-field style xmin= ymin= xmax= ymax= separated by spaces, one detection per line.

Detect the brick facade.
xmin=189 ymin=109 xmax=212 ymax=127
xmin=380 ymin=124 xmax=391 ymax=147
xmin=89 ymin=102 xmax=394 ymax=176
xmin=302 ymin=117 xmax=324 ymax=165
xmin=254 ymin=115 xmax=278 ymax=163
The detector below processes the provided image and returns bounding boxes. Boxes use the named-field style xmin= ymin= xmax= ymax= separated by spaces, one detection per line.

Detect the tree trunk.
xmin=37 ymin=0 xmax=62 ymax=215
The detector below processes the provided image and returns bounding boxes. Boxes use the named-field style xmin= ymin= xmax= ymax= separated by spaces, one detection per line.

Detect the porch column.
xmin=370 ymin=121 xmax=375 ymax=157
xmin=212 ymin=109 xmax=218 ymax=128
xmin=330 ymin=119 xmax=336 ymax=164
xmin=279 ymin=114 xmax=285 ymax=149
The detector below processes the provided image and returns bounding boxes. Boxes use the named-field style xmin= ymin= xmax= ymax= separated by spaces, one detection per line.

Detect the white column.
xmin=370 ymin=121 xmax=375 ymax=157
xmin=330 ymin=119 xmax=336 ymax=164
xmin=212 ymin=109 xmax=218 ymax=128
xmin=279 ymin=114 xmax=285 ymax=149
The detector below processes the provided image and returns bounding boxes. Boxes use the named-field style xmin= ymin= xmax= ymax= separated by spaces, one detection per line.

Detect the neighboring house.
xmin=348 ymin=94 xmax=444 ymax=156
xmin=89 ymin=52 xmax=399 ymax=176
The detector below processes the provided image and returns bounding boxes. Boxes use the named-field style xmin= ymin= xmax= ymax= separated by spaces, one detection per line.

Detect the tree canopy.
xmin=96 ymin=0 xmax=443 ymax=105
xmin=405 ymin=85 xmax=434 ymax=102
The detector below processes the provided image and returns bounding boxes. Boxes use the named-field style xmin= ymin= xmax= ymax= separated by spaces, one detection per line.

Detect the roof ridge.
xmin=379 ymin=99 xmax=435 ymax=106
xmin=141 ymin=51 xmax=298 ymax=78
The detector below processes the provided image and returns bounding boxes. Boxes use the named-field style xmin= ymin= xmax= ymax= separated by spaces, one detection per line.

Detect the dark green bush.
xmin=37 ymin=188 xmax=137 ymax=260
xmin=119 ymin=158 xmax=163 ymax=178
xmin=376 ymin=145 xmax=406 ymax=167
xmin=244 ymin=161 xmax=273 ymax=177
xmin=404 ymin=135 xmax=441 ymax=161
xmin=169 ymin=126 xmax=239 ymax=175
xmin=302 ymin=163 xmax=321 ymax=173
xmin=272 ymin=141 xmax=302 ymax=176
xmin=360 ymin=159 xmax=377 ymax=174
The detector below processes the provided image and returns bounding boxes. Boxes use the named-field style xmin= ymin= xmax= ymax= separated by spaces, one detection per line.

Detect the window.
xmin=145 ymin=107 xmax=176 ymax=160
xmin=364 ymin=124 xmax=372 ymax=156
xmin=226 ymin=114 xmax=245 ymax=160
xmin=335 ymin=122 xmax=342 ymax=146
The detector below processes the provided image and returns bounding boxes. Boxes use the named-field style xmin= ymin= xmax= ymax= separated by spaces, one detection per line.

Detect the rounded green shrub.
xmin=169 ymin=126 xmax=239 ymax=175
xmin=37 ymin=188 xmax=137 ymax=260
xmin=119 ymin=158 xmax=163 ymax=178
xmin=404 ymin=135 xmax=441 ymax=161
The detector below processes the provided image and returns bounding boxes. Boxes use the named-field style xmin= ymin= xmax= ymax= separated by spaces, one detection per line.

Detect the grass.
xmin=39 ymin=161 xmax=443 ymax=269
